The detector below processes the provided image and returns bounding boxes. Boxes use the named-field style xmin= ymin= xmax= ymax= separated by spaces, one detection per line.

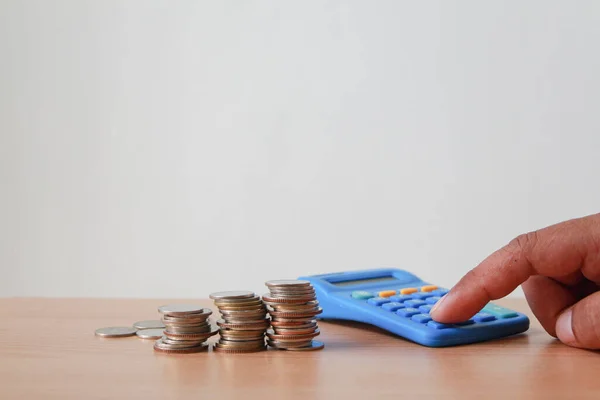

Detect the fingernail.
xmin=556 ymin=308 xmax=576 ymax=345
xmin=430 ymin=294 xmax=448 ymax=316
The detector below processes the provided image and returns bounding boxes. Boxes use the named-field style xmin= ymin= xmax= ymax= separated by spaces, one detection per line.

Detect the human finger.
xmin=430 ymin=214 xmax=600 ymax=323
xmin=556 ymin=291 xmax=600 ymax=349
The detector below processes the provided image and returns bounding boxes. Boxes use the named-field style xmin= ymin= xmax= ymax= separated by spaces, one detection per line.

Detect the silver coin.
xmin=164 ymin=326 xmax=213 ymax=334
xmin=268 ymin=286 xmax=315 ymax=293
xmin=267 ymin=339 xmax=314 ymax=348
xmin=162 ymin=337 xmax=206 ymax=347
xmin=219 ymin=309 xmax=267 ymax=317
xmin=163 ymin=330 xmax=218 ymax=341
xmin=209 ymin=290 xmax=255 ymax=300
xmin=95 ymin=326 xmax=137 ymax=338
xmin=162 ymin=313 xmax=211 ymax=321
xmin=157 ymin=304 xmax=211 ymax=316
xmin=154 ymin=338 xmax=207 ymax=351
xmin=154 ymin=339 xmax=209 ymax=353
xmin=133 ymin=320 xmax=165 ymax=330
xmin=136 ymin=328 xmax=164 ymax=339
xmin=267 ymin=293 xmax=316 ymax=299
xmin=265 ymin=280 xmax=311 ymax=288
xmin=277 ymin=340 xmax=325 ymax=351
xmin=162 ymin=316 xmax=210 ymax=325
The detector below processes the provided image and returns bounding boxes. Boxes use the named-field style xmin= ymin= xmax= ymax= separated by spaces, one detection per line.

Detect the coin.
xmin=270 ymin=289 xmax=316 ymax=297
xmin=136 ymin=328 xmax=164 ymax=339
xmin=133 ymin=320 xmax=165 ymax=330
xmin=154 ymin=305 xmax=215 ymax=354
xmin=163 ymin=328 xmax=219 ymax=341
xmin=220 ymin=333 xmax=266 ymax=341
xmin=262 ymin=295 xmax=316 ymax=304
xmin=272 ymin=327 xmax=318 ymax=335
xmin=266 ymin=339 xmax=313 ymax=348
xmin=162 ymin=314 xmax=211 ymax=322
xmin=153 ymin=339 xmax=209 ymax=354
xmin=216 ymin=303 xmax=265 ymax=311
xmin=162 ymin=338 xmax=206 ymax=348
xmin=268 ymin=308 xmax=323 ymax=318
xmin=267 ymin=288 xmax=316 ymax=295
xmin=265 ymin=280 xmax=311 ymax=288
xmin=267 ymin=301 xmax=319 ymax=310
xmin=213 ymin=297 xmax=262 ymax=306
xmin=220 ymin=307 xmax=267 ymax=315
xmin=269 ymin=319 xmax=316 ymax=327
xmin=263 ymin=279 xmax=324 ymax=351
xmin=164 ymin=325 xmax=213 ymax=334
xmin=212 ymin=291 xmax=270 ymax=354
xmin=95 ymin=327 xmax=137 ymax=338
xmin=158 ymin=305 xmax=210 ymax=316
xmin=209 ymin=291 xmax=255 ymax=300
xmin=162 ymin=316 xmax=211 ymax=325
xmin=279 ymin=340 xmax=324 ymax=351
xmin=267 ymin=329 xmax=320 ymax=341
xmin=216 ymin=320 xmax=270 ymax=330
xmin=219 ymin=328 xmax=267 ymax=336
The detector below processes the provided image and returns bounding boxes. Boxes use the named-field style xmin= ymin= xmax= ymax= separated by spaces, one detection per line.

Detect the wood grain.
xmin=1 ymin=298 xmax=599 ymax=399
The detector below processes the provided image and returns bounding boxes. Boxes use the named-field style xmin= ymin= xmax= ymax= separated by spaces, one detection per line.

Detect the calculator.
xmin=298 ymin=268 xmax=529 ymax=347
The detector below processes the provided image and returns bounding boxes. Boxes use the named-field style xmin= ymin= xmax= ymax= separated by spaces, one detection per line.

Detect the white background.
xmin=1 ymin=1 xmax=599 ymax=298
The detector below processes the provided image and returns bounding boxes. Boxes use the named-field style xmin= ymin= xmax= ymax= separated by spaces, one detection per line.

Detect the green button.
xmin=352 ymin=291 xmax=375 ymax=300
xmin=482 ymin=303 xmax=518 ymax=318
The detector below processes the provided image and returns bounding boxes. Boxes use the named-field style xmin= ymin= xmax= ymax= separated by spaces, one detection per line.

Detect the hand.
xmin=430 ymin=213 xmax=600 ymax=349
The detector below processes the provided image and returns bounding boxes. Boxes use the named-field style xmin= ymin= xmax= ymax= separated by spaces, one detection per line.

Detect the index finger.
xmin=429 ymin=215 xmax=599 ymax=323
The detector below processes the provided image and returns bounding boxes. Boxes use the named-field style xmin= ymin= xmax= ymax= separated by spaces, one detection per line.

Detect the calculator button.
xmin=473 ymin=313 xmax=496 ymax=323
xmin=425 ymin=296 xmax=441 ymax=305
xmin=411 ymin=292 xmax=434 ymax=300
xmin=388 ymin=295 xmax=413 ymax=303
xmin=418 ymin=305 xmax=433 ymax=314
xmin=430 ymin=289 xmax=448 ymax=296
xmin=427 ymin=321 xmax=452 ymax=330
xmin=482 ymin=303 xmax=518 ymax=319
xmin=382 ymin=302 xmax=405 ymax=312
xmin=404 ymin=300 xmax=427 ymax=308
xmin=351 ymin=291 xmax=374 ymax=300
xmin=411 ymin=314 xmax=432 ymax=324
xmin=455 ymin=319 xmax=475 ymax=326
xmin=420 ymin=285 xmax=438 ymax=292
xmin=396 ymin=308 xmax=420 ymax=318
xmin=400 ymin=288 xmax=418 ymax=295
xmin=367 ymin=297 xmax=391 ymax=306
xmin=378 ymin=290 xmax=397 ymax=298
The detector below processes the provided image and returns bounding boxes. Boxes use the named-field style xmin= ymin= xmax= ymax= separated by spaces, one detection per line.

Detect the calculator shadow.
xmin=319 ymin=318 xmax=531 ymax=349
xmin=319 ymin=319 xmax=414 ymax=344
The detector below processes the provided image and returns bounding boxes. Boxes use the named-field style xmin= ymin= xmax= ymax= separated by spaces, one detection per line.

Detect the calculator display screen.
xmin=330 ymin=276 xmax=399 ymax=287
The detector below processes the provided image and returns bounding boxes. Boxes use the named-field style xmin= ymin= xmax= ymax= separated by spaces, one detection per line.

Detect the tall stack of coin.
xmin=209 ymin=291 xmax=269 ymax=353
xmin=262 ymin=280 xmax=324 ymax=351
xmin=153 ymin=304 xmax=217 ymax=354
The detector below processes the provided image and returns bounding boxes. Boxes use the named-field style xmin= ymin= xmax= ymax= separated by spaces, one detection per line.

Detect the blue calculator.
xmin=298 ymin=268 xmax=529 ymax=347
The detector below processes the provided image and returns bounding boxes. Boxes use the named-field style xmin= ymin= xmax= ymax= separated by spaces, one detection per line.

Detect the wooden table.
xmin=1 ymin=298 xmax=599 ymax=399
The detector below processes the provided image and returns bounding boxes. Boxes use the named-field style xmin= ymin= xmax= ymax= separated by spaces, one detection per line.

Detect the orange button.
xmin=378 ymin=290 xmax=396 ymax=298
xmin=400 ymin=288 xmax=417 ymax=295
xmin=421 ymin=285 xmax=438 ymax=292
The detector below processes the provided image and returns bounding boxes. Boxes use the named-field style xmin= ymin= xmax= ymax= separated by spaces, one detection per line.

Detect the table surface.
xmin=1 ymin=298 xmax=599 ymax=399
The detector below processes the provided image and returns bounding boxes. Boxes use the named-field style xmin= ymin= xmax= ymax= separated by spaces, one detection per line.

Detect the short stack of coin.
xmin=154 ymin=304 xmax=217 ymax=354
xmin=262 ymin=280 xmax=324 ymax=351
xmin=209 ymin=291 xmax=269 ymax=353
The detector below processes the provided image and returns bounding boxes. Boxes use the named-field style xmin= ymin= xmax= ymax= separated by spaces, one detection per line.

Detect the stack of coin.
xmin=262 ymin=280 xmax=324 ymax=351
xmin=209 ymin=291 xmax=269 ymax=353
xmin=153 ymin=304 xmax=218 ymax=354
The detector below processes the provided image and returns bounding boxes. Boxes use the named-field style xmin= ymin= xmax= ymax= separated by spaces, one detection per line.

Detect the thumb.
xmin=556 ymin=291 xmax=600 ymax=349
